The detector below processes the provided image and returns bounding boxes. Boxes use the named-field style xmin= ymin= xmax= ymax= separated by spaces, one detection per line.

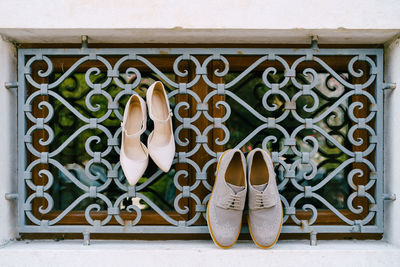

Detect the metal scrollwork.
xmin=18 ymin=48 xmax=384 ymax=235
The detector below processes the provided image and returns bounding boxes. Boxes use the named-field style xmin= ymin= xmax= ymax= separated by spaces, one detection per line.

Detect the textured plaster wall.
xmin=0 ymin=0 xmax=399 ymax=44
xmin=0 ymin=0 xmax=399 ymax=29
xmin=384 ymin=37 xmax=400 ymax=247
xmin=0 ymin=38 xmax=17 ymax=246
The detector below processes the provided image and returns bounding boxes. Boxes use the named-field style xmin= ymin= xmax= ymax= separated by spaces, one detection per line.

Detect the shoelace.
xmin=255 ymin=193 xmax=267 ymax=208
xmin=254 ymin=191 xmax=278 ymax=209
xmin=224 ymin=194 xmax=242 ymax=210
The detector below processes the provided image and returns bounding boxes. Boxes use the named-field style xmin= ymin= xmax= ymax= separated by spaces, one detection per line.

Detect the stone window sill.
xmin=1 ymin=239 xmax=399 ymax=266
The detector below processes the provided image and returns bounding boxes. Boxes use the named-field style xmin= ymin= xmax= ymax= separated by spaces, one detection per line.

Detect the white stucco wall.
xmin=1 ymin=0 xmax=400 ymax=29
xmin=384 ymin=37 xmax=400 ymax=247
xmin=0 ymin=38 xmax=17 ymax=247
xmin=0 ymin=0 xmax=400 ymax=265
xmin=0 ymin=0 xmax=399 ymax=44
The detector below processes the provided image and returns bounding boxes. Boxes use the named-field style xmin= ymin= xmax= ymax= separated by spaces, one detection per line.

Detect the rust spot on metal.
xmin=300 ymin=221 xmax=306 ymax=231
xmin=159 ymin=50 xmax=169 ymax=55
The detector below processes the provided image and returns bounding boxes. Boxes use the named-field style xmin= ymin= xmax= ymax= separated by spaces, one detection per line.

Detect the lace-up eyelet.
xmin=255 ymin=193 xmax=267 ymax=209
xmin=223 ymin=194 xmax=242 ymax=210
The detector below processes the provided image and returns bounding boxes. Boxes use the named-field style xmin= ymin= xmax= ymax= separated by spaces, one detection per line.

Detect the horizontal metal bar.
xmin=5 ymin=193 xmax=18 ymax=200
xmin=18 ymin=225 xmax=382 ymax=234
xmin=383 ymin=83 xmax=396 ymax=90
xmin=5 ymin=82 xmax=18 ymax=89
xmin=19 ymin=48 xmax=383 ymax=56
xmin=383 ymin=193 xmax=396 ymax=201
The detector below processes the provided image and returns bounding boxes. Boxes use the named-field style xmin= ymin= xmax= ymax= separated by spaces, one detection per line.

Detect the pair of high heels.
xmin=120 ymin=81 xmax=175 ymax=186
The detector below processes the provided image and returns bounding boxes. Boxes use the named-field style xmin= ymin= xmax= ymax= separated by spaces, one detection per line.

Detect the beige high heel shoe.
xmin=120 ymin=94 xmax=149 ymax=186
xmin=146 ymin=81 xmax=175 ymax=172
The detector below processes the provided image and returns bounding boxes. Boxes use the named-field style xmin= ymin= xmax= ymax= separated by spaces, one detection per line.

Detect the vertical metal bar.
xmin=311 ymin=35 xmax=319 ymax=50
xmin=17 ymin=49 xmax=26 ymax=229
xmin=376 ymin=50 xmax=384 ymax=232
xmin=81 ymin=35 xmax=88 ymax=49
xmin=83 ymin=231 xmax=90 ymax=246
xmin=310 ymin=231 xmax=317 ymax=246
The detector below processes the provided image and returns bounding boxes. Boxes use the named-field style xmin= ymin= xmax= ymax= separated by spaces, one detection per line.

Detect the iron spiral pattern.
xmin=18 ymin=48 xmax=384 ymax=234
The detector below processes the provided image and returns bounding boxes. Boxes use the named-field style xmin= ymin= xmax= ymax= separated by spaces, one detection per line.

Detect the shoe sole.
xmin=206 ymin=149 xmax=242 ymax=249
xmin=247 ymin=150 xmax=283 ymax=249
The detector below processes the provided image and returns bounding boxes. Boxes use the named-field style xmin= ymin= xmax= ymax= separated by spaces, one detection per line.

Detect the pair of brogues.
xmin=120 ymin=81 xmax=175 ymax=186
xmin=206 ymin=148 xmax=283 ymax=249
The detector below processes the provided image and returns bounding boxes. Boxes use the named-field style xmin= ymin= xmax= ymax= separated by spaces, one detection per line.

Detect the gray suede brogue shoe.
xmin=207 ymin=149 xmax=247 ymax=249
xmin=247 ymin=148 xmax=283 ymax=249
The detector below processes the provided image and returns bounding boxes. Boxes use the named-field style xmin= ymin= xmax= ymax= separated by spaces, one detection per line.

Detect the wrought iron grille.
xmin=17 ymin=47 xmax=384 ymax=238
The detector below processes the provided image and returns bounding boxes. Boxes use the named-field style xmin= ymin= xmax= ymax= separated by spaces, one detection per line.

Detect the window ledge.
xmin=1 ymin=240 xmax=399 ymax=266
